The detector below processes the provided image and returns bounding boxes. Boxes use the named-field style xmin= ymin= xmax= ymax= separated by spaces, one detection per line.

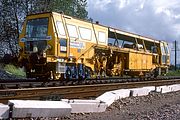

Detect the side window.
xmin=161 ymin=46 xmax=165 ymax=54
xmin=151 ymin=46 xmax=158 ymax=53
xmin=56 ymin=21 xmax=66 ymax=36
xmin=67 ymin=24 xmax=78 ymax=38
xmin=79 ymin=27 xmax=92 ymax=40
xmin=123 ymin=41 xmax=134 ymax=49
xmin=98 ymin=32 xmax=106 ymax=43
xmin=60 ymin=38 xmax=67 ymax=52
xmin=160 ymin=44 xmax=166 ymax=64
xmin=164 ymin=45 xmax=169 ymax=54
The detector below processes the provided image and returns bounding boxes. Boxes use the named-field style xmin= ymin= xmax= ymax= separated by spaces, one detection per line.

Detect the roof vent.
xmin=96 ymin=21 xmax=99 ymax=24
xmin=59 ymin=11 xmax=64 ymax=14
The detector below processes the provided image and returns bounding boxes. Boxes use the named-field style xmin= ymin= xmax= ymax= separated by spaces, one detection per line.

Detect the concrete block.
xmin=169 ymin=84 xmax=180 ymax=92
xmin=61 ymin=99 xmax=107 ymax=113
xmin=111 ymin=89 xmax=130 ymax=100
xmin=130 ymin=86 xmax=155 ymax=96
xmin=155 ymin=86 xmax=172 ymax=93
xmin=0 ymin=103 xmax=9 ymax=119
xmin=96 ymin=91 xmax=117 ymax=106
xmin=8 ymin=100 xmax=71 ymax=118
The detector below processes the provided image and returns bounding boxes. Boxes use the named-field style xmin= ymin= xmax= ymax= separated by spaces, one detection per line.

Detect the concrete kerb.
xmin=155 ymin=84 xmax=180 ymax=93
xmin=111 ymin=89 xmax=131 ymax=99
xmin=0 ymin=84 xmax=179 ymax=119
xmin=8 ymin=100 xmax=71 ymax=118
xmin=96 ymin=91 xmax=118 ymax=106
xmin=61 ymin=99 xmax=107 ymax=113
xmin=0 ymin=103 xmax=9 ymax=119
xmin=96 ymin=87 xmax=156 ymax=107
xmin=170 ymin=84 xmax=180 ymax=91
xmin=129 ymin=86 xmax=155 ymax=97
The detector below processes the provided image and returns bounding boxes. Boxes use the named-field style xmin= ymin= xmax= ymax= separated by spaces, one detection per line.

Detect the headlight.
xmin=43 ymin=52 xmax=47 ymax=58
xmin=33 ymin=46 xmax=38 ymax=53
xmin=57 ymin=58 xmax=64 ymax=62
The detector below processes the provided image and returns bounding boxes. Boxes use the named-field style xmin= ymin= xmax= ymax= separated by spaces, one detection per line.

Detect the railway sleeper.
xmin=0 ymin=84 xmax=7 ymax=89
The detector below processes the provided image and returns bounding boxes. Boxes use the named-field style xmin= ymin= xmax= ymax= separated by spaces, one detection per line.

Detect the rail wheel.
xmin=50 ymin=71 xmax=61 ymax=80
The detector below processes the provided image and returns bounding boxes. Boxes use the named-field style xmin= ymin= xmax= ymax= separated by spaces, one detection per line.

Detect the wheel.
xmin=50 ymin=71 xmax=61 ymax=80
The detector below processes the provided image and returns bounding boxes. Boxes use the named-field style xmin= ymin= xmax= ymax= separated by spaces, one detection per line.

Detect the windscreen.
xmin=26 ymin=18 xmax=48 ymax=38
xmin=25 ymin=18 xmax=48 ymax=52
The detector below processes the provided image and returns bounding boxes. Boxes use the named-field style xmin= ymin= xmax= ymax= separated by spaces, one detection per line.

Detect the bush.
xmin=4 ymin=64 xmax=26 ymax=78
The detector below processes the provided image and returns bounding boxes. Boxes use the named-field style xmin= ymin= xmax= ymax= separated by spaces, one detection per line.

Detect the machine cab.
xmin=19 ymin=13 xmax=54 ymax=58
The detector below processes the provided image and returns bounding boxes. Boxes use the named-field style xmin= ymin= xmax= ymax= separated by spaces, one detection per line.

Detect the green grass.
xmin=4 ymin=64 xmax=26 ymax=78
xmin=167 ymin=70 xmax=180 ymax=76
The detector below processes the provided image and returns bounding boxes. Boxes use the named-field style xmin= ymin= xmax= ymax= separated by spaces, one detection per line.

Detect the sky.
xmin=87 ymin=0 xmax=180 ymax=65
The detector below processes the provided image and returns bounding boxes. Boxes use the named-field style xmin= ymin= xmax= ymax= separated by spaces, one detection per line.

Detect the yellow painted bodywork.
xmin=19 ymin=13 xmax=56 ymax=61
xmin=19 ymin=12 xmax=108 ymax=71
xmin=129 ymin=52 xmax=153 ymax=70
xmin=19 ymin=12 xmax=170 ymax=77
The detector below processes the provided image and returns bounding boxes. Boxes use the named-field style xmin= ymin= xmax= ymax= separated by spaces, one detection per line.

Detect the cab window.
xmin=164 ymin=45 xmax=169 ymax=54
xmin=26 ymin=18 xmax=48 ymax=38
xmin=160 ymin=46 xmax=165 ymax=54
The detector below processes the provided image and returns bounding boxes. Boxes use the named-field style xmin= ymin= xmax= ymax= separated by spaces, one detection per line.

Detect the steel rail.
xmin=0 ymin=76 xmax=180 ymax=89
xmin=0 ymin=79 xmax=179 ymax=103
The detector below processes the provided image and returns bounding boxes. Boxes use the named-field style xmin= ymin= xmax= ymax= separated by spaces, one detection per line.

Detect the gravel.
xmin=62 ymin=91 xmax=180 ymax=120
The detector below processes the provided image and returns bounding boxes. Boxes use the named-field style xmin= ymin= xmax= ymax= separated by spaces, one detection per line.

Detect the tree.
xmin=31 ymin=0 xmax=88 ymax=19
xmin=0 ymin=0 xmax=20 ymax=55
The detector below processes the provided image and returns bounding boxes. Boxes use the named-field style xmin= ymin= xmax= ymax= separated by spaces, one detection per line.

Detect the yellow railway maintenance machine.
xmin=19 ymin=12 xmax=170 ymax=80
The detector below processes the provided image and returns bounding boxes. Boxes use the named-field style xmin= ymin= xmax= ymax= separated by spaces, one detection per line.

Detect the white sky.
xmin=87 ymin=0 xmax=180 ymax=64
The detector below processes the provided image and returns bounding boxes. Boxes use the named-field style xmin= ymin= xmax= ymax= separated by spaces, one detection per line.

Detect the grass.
xmin=166 ymin=70 xmax=180 ymax=76
xmin=4 ymin=64 xmax=26 ymax=78
xmin=2 ymin=64 xmax=180 ymax=78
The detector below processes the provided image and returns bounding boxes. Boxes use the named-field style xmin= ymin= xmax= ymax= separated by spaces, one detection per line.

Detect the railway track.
xmin=0 ymin=76 xmax=180 ymax=103
xmin=0 ymin=76 xmax=180 ymax=89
